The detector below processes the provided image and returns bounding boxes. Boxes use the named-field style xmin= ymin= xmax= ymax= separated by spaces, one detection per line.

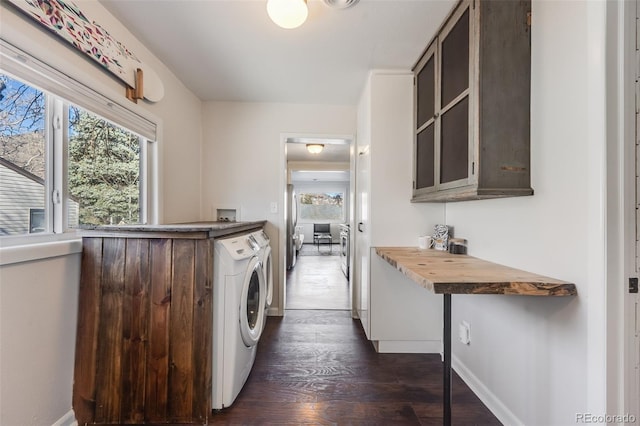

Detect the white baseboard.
xmin=452 ymin=355 xmax=523 ymax=426
xmin=374 ymin=339 xmax=441 ymax=353
xmin=51 ymin=409 xmax=77 ymax=426
xmin=266 ymin=306 xmax=280 ymax=316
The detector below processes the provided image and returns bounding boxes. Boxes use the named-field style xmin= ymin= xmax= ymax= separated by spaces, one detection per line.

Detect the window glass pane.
xmin=299 ymin=192 xmax=344 ymax=221
xmin=68 ymin=106 xmax=141 ymax=227
xmin=0 ymin=74 xmax=47 ymax=236
xmin=29 ymin=208 xmax=45 ymax=233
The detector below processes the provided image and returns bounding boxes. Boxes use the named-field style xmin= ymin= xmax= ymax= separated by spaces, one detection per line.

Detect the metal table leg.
xmin=443 ymin=294 xmax=452 ymax=426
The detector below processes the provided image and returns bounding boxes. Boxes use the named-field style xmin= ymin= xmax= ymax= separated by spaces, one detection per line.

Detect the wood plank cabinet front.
xmin=412 ymin=0 xmax=533 ymax=202
xmin=73 ymin=235 xmax=213 ymax=425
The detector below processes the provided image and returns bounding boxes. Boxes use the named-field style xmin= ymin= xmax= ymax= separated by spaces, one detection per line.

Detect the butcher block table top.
xmin=375 ymin=247 xmax=577 ymax=296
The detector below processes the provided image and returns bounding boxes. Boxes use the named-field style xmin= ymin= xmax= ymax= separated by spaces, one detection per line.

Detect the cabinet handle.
xmin=358 ymin=222 xmax=364 ymax=232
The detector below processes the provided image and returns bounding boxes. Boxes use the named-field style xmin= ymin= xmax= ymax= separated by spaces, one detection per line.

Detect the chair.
xmin=313 ymin=223 xmax=332 ymax=251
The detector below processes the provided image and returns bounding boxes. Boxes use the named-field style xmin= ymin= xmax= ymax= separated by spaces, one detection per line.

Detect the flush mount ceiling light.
xmin=306 ymin=144 xmax=324 ymax=154
xmin=322 ymin=0 xmax=360 ymax=9
xmin=266 ymin=0 xmax=309 ymax=29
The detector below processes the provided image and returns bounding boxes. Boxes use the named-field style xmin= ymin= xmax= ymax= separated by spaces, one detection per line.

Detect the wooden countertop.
xmin=79 ymin=220 xmax=266 ymax=239
xmin=375 ymin=247 xmax=576 ymax=296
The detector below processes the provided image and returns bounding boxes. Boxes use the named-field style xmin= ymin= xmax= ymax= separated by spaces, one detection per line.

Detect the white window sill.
xmin=0 ymin=232 xmax=83 ymax=266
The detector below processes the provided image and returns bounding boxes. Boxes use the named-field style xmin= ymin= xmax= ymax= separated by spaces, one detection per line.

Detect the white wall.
xmin=201 ymin=101 xmax=356 ymax=314
xmin=442 ymin=1 xmax=605 ymax=424
xmin=0 ymin=253 xmax=81 ymax=426
xmin=0 ymin=2 xmax=203 ymax=424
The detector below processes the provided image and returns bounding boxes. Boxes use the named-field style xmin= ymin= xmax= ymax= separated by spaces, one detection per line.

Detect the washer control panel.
xmin=219 ymin=236 xmax=258 ymax=260
xmin=250 ymin=230 xmax=270 ymax=248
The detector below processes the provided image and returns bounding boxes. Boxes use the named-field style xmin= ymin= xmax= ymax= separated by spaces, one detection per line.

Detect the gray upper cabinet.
xmin=412 ymin=0 xmax=533 ymax=202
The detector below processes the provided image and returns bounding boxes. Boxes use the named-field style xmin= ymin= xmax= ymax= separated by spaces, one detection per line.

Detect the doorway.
xmin=280 ymin=136 xmax=355 ymax=312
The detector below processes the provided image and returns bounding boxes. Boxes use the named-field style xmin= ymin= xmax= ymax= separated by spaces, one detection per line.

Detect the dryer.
xmin=212 ymin=233 xmax=265 ymax=409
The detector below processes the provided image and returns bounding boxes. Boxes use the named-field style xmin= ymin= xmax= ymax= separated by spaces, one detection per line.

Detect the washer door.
xmin=264 ymin=245 xmax=273 ymax=308
xmin=240 ymin=257 xmax=266 ymax=347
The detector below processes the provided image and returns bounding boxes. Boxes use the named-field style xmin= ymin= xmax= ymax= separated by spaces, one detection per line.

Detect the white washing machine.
xmin=212 ymin=232 xmax=266 ymax=409
xmin=250 ymin=230 xmax=273 ymax=324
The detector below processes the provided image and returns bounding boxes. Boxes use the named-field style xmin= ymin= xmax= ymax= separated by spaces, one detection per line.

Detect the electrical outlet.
xmin=270 ymin=202 xmax=278 ymax=214
xmin=458 ymin=321 xmax=471 ymax=345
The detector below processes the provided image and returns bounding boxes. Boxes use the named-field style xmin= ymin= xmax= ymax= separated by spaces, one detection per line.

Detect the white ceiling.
xmin=98 ymin=0 xmax=455 ymax=105
xmin=287 ymin=143 xmax=349 ymax=162
xmin=286 ymin=137 xmax=350 ymax=162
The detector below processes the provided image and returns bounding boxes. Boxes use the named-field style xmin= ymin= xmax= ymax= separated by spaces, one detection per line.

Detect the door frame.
xmin=277 ymin=133 xmax=356 ymax=316
xmin=606 ymin=0 xmax=638 ymax=417
xmin=625 ymin=0 xmax=640 ymax=417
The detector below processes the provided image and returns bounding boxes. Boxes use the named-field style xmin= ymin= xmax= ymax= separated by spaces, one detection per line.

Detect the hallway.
xmin=286 ymin=244 xmax=349 ymax=310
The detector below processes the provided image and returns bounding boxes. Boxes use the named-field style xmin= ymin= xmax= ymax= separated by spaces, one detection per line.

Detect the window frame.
xmin=0 ymin=40 xmax=159 ymax=245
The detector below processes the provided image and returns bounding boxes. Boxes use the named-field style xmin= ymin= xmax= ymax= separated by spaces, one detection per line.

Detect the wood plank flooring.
xmin=286 ymin=248 xmax=350 ymax=310
xmin=211 ymin=311 xmax=501 ymax=425
xmin=210 ymin=254 xmax=501 ymax=425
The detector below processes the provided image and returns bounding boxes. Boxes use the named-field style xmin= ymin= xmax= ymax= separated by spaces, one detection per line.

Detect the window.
xmin=0 ymin=47 xmax=157 ymax=237
xmin=0 ymin=76 xmax=47 ymax=236
xmin=68 ymin=106 xmax=141 ymax=227
xmin=298 ymin=192 xmax=344 ymax=221
xmin=29 ymin=209 xmax=45 ymax=233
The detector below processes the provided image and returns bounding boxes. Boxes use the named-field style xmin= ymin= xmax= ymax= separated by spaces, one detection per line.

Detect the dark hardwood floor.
xmin=211 ymin=257 xmax=502 ymax=425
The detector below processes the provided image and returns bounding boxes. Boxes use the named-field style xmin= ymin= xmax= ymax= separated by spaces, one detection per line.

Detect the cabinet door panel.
xmin=441 ymin=8 xmax=469 ymax=107
xmin=440 ymin=96 xmax=469 ymax=184
xmin=416 ymin=55 xmax=435 ymax=128
xmin=416 ymin=124 xmax=435 ymax=189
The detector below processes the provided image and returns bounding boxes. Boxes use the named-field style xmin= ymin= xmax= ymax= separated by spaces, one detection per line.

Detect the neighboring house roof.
xmin=0 ymin=156 xmax=44 ymax=186
xmin=0 ymin=157 xmax=80 ymax=202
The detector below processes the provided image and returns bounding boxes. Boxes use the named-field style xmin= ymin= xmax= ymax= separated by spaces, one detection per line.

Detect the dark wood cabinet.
xmin=412 ymin=0 xmax=533 ymax=202
xmin=73 ymin=232 xmax=213 ymax=425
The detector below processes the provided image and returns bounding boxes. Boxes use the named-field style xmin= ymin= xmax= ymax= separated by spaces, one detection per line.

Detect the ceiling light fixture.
xmin=306 ymin=144 xmax=324 ymax=154
xmin=266 ymin=0 xmax=308 ymax=29
xmin=322 ymin=0 xmax=360 ymax=9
